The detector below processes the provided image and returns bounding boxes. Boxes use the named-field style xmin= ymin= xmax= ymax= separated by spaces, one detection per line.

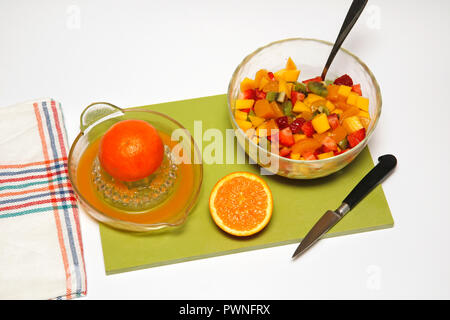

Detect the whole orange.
xmin=98 ymin=119 xmax=164 ymax=182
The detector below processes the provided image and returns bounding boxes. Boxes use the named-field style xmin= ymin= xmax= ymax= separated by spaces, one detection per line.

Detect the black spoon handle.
xmin=343 ymin=154 xmax=397 ymax=210
xmin=321 ymin=0 xmax=368 ymax=80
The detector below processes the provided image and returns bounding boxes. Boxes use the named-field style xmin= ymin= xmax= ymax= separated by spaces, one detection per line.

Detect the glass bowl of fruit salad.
xmin=227 ymin=38 xmax=382 ymax=179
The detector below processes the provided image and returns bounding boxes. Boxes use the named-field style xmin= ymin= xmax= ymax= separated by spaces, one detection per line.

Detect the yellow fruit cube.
xmin=311 ymin=113 xmax=331 ymax=134
xmin=334 ymin=108 xmax=344 ymax=115
xmin=235 ymin=110 xmax=248 ymax=121
xmin=346 ymin=92 xmax=359 ymax=106
xmin=356 ymin=96 xmax=369 ymax=112
xmin=258 ymin=76 xmax=270 ymax=91
xmin=358 ymin=110 xmax=370 ymax=119
xmin=338 ymin=85 xmax=352 ymax=97
xmin=317 ymin=152 xmax=334 ymax=160
xmin=294 ymin=134 xmax=307 ymax=143
xmin=256 ymin=122 xmax=268 ymax=137
xmin=343 ymin=116 xmax=364 ymax=134
xmin=325 ymin=100 xmax=336 ymax=112
xmin=278 ymin=78 xmax=288 ymax=95
xmin=291 ymin=153 xmax=301 ymax=160
xmin=235 ymin=99 xmax=254 ymax=110
xmin=304 ymin=94 xmax=325 ymax=107
xmin=286 ymin=83 xmax=294 ymax=99
xmin=249 ymin=115 xmax=265 ymax=127
xmin=293 ymin=101 xmax=310 ymax=113
xmin=286 ymin=57 xmax=297 ymax=70
xmin=240 ymin=78 xmax=256 ymax=92
xmin=236 ymin=120 xmax=252 ymax=131
xmin=283 ymin=69 xmax=300 ymax=82
xmin=254 ymin=69 xmax=268 ymax=88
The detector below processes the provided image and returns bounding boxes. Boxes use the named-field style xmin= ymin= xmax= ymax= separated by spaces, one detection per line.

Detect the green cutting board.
xmin=99 ymin=94 xmax=394 ymax=274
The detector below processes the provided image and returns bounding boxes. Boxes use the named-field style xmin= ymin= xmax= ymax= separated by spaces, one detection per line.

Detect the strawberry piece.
xmin=303 ymin=76 xmax=322 ymax=84
xmin=241 ymin=108 xmax=251 ymax=113
xmin=279 ymin=147 xmax=292 ymax=157
xmin=301 ymin=121 xmax=315 ymax=137
xmin=255 ymin=89 xmax=266 ymax=100
xmin=243 ymin=89 xmax=256 ymax=100
xmin=347 ymin=128 xmax=366 ymax=148
xmin=351 ymin=84 xmax=362 ymax=96
xmin=322 ymin=136 xmax=338 ymax=151
xmin=279 ymin=127 xmax=295 ymax=147
xmin=327 ymin=114 xmax=340 ymax=130
xmin=334 ymin=149 xmax=349 ymax=156
xmin=275 ymin=116 xmax=290 ymax=129
xmin=334 ymin=74 xmax=353 ymax=86
xmin=303 ymin=151 xmax=317 ymax=160
xmin=268 ymin=72 xmax=275 ymax=80
xmin=291 ymin=91 xmax=305 ymax=106
xmin=290 ymin=118 xmax=305 ymax=134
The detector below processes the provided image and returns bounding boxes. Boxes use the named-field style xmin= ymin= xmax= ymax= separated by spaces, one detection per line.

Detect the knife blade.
xmin=292 ymin=154 xmax=397 ymax=259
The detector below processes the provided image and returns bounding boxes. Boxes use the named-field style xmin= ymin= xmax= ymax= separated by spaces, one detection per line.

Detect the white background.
xmin=1 ymin=0 xmax=449 ymax=299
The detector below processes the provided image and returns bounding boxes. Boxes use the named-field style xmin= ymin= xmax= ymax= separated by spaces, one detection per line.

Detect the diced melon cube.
xmin=337 ymin=85 xmax=352 ymax=97
xmin=356 ymin=96 xmax=369 ymax=111
xmin=343 ymin=116 xmax=364 ymax=134
xmin=235 ymin=110 xmax=248 ymax=121
xmin=235 ymin=99 xmax=255 ymax=110
xmin=249 ymin=115 xmax=265 ymax=127
xmin=293 ymin=101 xmax=310 ymax=113
xmin=304 ymin=94 xmax=325 ymax=107
xmin=317 ymin=152 xmax=334 ymax=160
xmin=286 ymin=57 xmax=297 ymax=70
xmin=236 ymin=120 xmax=252 ymax=131
xmin=312 ymin=113 xmax=331 ymax=134
xmin=240 ymin=78 xmax=256 ymax=92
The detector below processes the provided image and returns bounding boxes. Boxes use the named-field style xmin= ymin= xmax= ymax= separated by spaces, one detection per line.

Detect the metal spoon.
xmin=321 ymin=0 xmax=369 ymax=80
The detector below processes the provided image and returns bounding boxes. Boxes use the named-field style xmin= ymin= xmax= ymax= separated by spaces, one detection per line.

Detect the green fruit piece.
xmin=293 ymin=82 xmax=307 ymax=94
xmin=338 ymin=138 xmax=349 ymax=150
xmin=282 ymin=100 xmax=294 ymax=117
xmin=266 ymin=92 xmax=278 ymax=102
xmin=307 ymin=81 xmax=328 ymax=97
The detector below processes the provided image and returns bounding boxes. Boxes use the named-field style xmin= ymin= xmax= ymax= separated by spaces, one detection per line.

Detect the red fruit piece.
xmin=279 ymin=127 xmax=295 ymax=147
xmin=290 ymin=118 xmax=306 ymax=134
xmin=275 ymin=116 xmax=290 ymax=129
xmin=291 ymin=91 xmax=305 ymax=106
xmin=303 ymin=76 xmax=323 ymax=84
xmin=327 ymin=114 xmax=340 ymax=130
xmin=351 ymin=84 xmax=362 ymax=96
xmin=243 ymin=89 xmax=256 ymax=100
xmin=301 ymin=121 xmax=315 ymax=137
xmin=334 ymin=149 xmax=349 ymax=156
xmin=347 ymin=128 xmax=366 ymax=148
xmin=280 ymin=147 xmax=292 ymax=157
xmin=255 ymin=89 xmax=266 ymax=100
xmin=241 ymin=108 xmax=251 ymax=113
xmin=303 ymin=151 xmax=317 ymax=160
xmin=322 ymin=136 xmax=338 ymax=151
xmin=334 ymin=74 xmax=354 ymax=87
xmin=268 ymin=72 xmax=275 ymax=80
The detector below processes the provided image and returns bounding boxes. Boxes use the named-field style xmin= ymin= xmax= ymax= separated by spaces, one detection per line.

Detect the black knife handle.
xmin=343 ymin=154 xmax=397 ymax=210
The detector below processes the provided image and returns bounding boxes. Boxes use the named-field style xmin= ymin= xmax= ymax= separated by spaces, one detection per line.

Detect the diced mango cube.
xmin=293 ymin=101 xmax=310 ymax=113
xmin=291 ymin=153 xmax=301 ymax=160
xmin=304 ymin=94 xmax=325 ymax=107
xmin=236 ymin=120 xmax=252 ymax=131
xmin=235 ymin=99 xmax=254 ymax=110
xmin=286 ymin=83 xmax=294 ymax=99
xmin=235 ymin=110 xmax=248 ymax=121
xmin=337 ymin=85 xmax=352 ymax=97
xmin=346 ymin=92 xmax=359 ymax=106
xmin=294 ymin=134 xmax=307 ymax=143
xmin=278 ymin=78 xmax=288 ymax=95
xmin=270 ymin=101 xmax=285 ymax=118
xmin=240 ymin=78 xmax=256 ymax=92
xmin=254 ymin=69 xmax=269 ymax=88
xmin=256 ymin=122 xmax=268 ymax=137
xmin=254 ymin=99 xmax=275 ymax=119
xmin=286 ymin=57 xmax=297 ymax=70
xmin=334 ymin=108 xmax=344 ymax=115
xmin=249 ymin=115 xmax=265 ymax=127
xmin=358 ymin=110 xmax=370 ymax=119
xmin=356 ymin=96 xmax=369 ymax=111
xmin=311 ymin=113 xmax=331 ymax=134
xmin=258 ymin=77 xmax=270 ymax=91
xmin=283 ymin=69 xmax=300 ymax=82
xmin=343 ymin=116 xmax=364 ymax=134
xmin=317 ymin=152 xmax=334 ymax=160
xmin=325 ymin=100 xmax=336 ymax=112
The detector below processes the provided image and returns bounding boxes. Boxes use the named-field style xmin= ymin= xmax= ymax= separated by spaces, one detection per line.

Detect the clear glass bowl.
xmin=227 ymin=38 xmax=382 ymax=179
xmin=68 ymin=102 xmax=203 ymax=232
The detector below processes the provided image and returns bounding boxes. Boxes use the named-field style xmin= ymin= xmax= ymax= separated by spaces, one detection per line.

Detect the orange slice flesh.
xmin=209 ymin=172 xmax=273 ymax=237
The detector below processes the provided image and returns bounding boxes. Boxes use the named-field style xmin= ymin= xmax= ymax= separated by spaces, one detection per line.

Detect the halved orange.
xmin=209 ymin=172 xmax=273 ymax=237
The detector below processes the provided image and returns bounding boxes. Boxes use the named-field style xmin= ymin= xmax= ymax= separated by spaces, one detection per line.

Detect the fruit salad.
xmin=233 ymin=57 xmax=371 ymax=161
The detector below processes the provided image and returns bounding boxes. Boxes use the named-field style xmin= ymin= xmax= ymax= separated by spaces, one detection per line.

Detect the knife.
xmin=292 ymin=154 xmax=397 ymax=259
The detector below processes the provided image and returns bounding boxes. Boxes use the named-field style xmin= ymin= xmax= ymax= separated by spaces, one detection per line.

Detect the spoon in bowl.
xmin=321 ymin=0 xmax=369 ymax=80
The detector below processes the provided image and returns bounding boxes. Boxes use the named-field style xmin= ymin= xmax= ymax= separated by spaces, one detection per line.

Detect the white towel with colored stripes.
xmin=0 ymin=99 xmax=87 ymax=299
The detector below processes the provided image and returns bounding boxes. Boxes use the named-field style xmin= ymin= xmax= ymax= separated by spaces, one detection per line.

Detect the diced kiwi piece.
xmin=325 ymin=80 xmax=334 ymax=86
xmin=293 ymin=82 xmax=307 ymax=94
xmin=318 ymin=106 xmax=330 ymax=116
xmin=282 ymin=100 xmax=294 ymax=117
xmin=307 ymin=81 xmax=328 ymax=97
xmin=266 ymin=91 xmax=278 ymax=102
xmin=338 ymin=138 xmax=349 ymax=150
xmin=248 ymin=109 xmax=256 ymax=117
xmin=277 ymin=91 xmax=286 ymax=103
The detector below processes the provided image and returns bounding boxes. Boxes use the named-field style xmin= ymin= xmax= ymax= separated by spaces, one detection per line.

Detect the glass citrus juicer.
xmin=68 ymin=103 xmax=203 ymax=232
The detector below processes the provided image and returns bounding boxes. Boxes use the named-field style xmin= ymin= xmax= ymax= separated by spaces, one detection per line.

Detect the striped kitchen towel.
xmin=0 ymin=99 xmax=87 ymax=299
